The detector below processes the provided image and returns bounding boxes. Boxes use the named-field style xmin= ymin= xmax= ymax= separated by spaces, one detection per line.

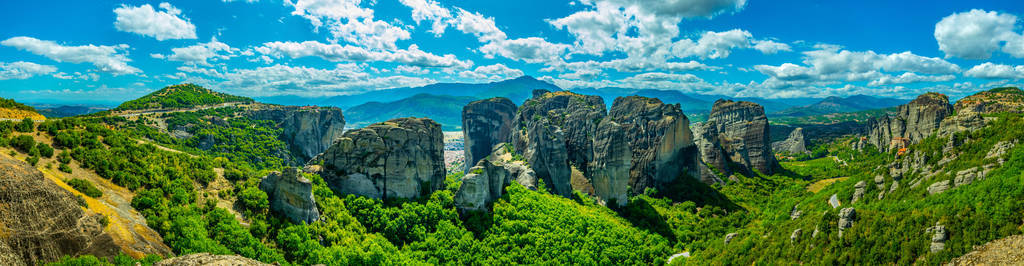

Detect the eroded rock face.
xmin=588 ymin=120 xmax=632 ymax=206
xmin=867 ymin=93 xmax=953 ymax=151
xmin=772 ymin=127 xmax=810 ymax=155
xmin=607 ymin=96 xmax=706 ymax=193
xmin=311 ymin=117 xmax=445 ymax=200
xmin=695 ymin=99 xmax=776 ymax=176
xmin=851 ymin=181 xmax=867 ymax=204
xmin=0 ymin=157 xmax=120 ymax=265
xmin=928 ymin=180 xmax=951 ymax=195
xmin=511 ymin=91 xmax=606 ymax=196
xmin=155 ymin=253 xmax=271 ymax=266
xmin=454 ymin=143 xmax=537 ymax=212
xmin=462 ymin=97 xmax=517 ymax=173
xmin=259 ymin=167 xmax=319 ymax=224
xmin=247 ymin=106 xmax=346 ymax=160
xmin=928 ymin=223 xmax=947 ymax=253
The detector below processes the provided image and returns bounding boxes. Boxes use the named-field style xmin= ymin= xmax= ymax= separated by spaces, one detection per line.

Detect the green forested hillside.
xmin=114 ymin=84 xmax=253 ymax=111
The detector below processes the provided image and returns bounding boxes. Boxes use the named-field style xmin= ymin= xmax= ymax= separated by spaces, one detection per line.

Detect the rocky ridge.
xmin=694 ymin=99 xmax=777 ymax=176
xmin=866 ymin=92 xmax=953 ymax=151
xmin=246 ymin=105 xmax=346 ymax=160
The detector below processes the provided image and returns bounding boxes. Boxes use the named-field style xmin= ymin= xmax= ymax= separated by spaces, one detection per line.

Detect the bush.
xmin=36 ymin=142 xmax=54 ymax=158
xmin=15 ymin=117 xmax=33 ymax=132
xmin=59 ymin=163 xmax=73 ymax=173
xmin=68 ymin=178 xmax=103 ymax=198
xmin=237 ymin=186 xmax=269 ymax=212
xmin=10 ymin=135 xmax=34 ymax=153
xmin=26 ymin=156 xmax=39 ymax=166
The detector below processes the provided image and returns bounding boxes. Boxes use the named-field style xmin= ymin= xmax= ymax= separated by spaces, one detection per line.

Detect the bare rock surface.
xmin=311 ymin=117 xmax=445 ymax=200
xmin=454 ymin=143 xmax=537 ymax=212
xmin=694 ymin=99 xmax=776 ymax=177
xmin=608 ymin=96 xmax=706 ymax=192
xmin=246 ymin=106 xmax=346 ymax=160
xmin=155 ymin=253 xmax=271 ymax=266
xmin=946 ymin=234 xmax=1024 ymax=265
xmin=867 ymin=93 xmax=953 ymax=151
xmin=260 ymin=167 xmax=319 ymax=224
xmin=772 ymin=127 xmax=809 ymax=155
xmin=461 ymin=97 xmax=516 ymax=173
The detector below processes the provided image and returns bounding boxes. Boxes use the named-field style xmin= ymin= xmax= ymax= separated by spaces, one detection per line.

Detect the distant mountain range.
xmin=33 ymin=104 xmax=110 ymax=118
xmin=772 ymin=95 xmax=907 ymax=117
xmin=263 ymin=76 xmax=907 ymax=130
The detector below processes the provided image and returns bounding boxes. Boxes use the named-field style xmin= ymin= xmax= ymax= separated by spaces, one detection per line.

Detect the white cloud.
xmin=458 ymin=63 xmax=523 ymax=81
xmin=964 ymin=62 xmax=1024 ymax=79
xmin=188 ymin=64 xmax=436 ymax=97
xmin=399 ymin=0 xmax=452 ymax=36
xmin=867 ymin=72 xmax=956 ymax=86
xmin=113 ymin=3 xmax=197 ymax=41
xmin=480 ymin=37 xmax=571 ymax=63
xmin=287 ymin=0 xmax=410 ymax=49
xmin=934 ymin=9 xmax=1024 ymax=59
xmin=395 ymin=65 xmax=429 ymax=74
xmin=156 ymin=37 xmax=238 ymax=66
xmin=256 ymin=40 xmax=472 ymax=68
xmin=1 ymin=36 xmax=140 ymax=75
xmin=752 ymin=40 xmax=792 ymax=54
xmin=0 ymin=61 xmax=57 ymax=80
xmin=454 ymin=8 xmax=506 ymax=43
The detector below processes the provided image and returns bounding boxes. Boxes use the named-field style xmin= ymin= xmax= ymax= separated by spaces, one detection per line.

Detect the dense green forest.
xmin=113 ymin=84 xmax=253 ymax=111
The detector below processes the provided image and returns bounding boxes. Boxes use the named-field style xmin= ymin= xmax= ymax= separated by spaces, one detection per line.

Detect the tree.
xmin=10 ymin=135 xmax=34 ymax=153
xmin=36 ymin=142 xmax=54 ymax=158
xmin=15 ymin=117 xmax=33 ymax=132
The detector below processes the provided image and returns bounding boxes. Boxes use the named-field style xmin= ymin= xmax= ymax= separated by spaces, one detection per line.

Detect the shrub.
xmin=36 ymin=142 xmax=54 ymax=158
xmin=68 ymin=178 xmax=103 ymax=198
xmin=10 ymin=135 xmax=34 ymax=153
xmin=15 ymin=117 xmax=33 ymax=132
xmin=59 ymin=163 xmax=73 ymax=173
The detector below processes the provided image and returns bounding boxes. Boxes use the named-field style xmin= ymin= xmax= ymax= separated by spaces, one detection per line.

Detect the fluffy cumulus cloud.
xmin=0 ymin=61 xmax=57 ymax=80
xmin=480 ymin=38 xmax=571 ymax=63
xmin=1 ymin=37 xmax=140 ymax=75
xmin=671 ymin=29 xmax=789 ymax=59
xmin=459 ymin=63 xmax=523 ymax=81
xmin=113 ymin=3 xmax=197 ymax=41
xmin=153 ymin=38 xmax=238 ymax=66
xmin=964 ymin=62 xmax=1024 ymax=79
xmin=399 ymin=0 xmax=451 ymax=36
xmin=935 ymin=9 xmax=1024 ymax=59
xmin=256 ymin=41 xmax=472 ymax=68
xmin=454 ymin=8 xmax=507 ymax=43
xmin=754 ymin=45 xmax=961 ymax=89
xmin=868 ymin=72 xmax=956 ymax=86
xmin=288 ymin=0 xmax=410 ymax=49
xmin=180 ymin=63 xmax=436 ymax=96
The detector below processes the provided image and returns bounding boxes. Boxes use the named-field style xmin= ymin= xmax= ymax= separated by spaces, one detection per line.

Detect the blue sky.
xmin=1 ymin=0 xmax=1023 ymax=105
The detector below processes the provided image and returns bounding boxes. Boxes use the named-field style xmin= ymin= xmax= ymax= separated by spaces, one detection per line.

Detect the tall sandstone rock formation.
xmin=246 ymin=106 xmax=346 ymax=160
xmin=461 ymin=97 xmax=517 ymax=173
xmin=588 ymin=119 xmax=632 ymax=206
xmin=0 ymin=156 xmax=168 ymax=265
xmin=454 ymin=143 xmax=537 ymax=212
xmin=607 ymin=96 xmax=704 ymax=194
xmin=511 ymin=90 xmax=606 ymax=197
xmin=866 ymin=93 xmax=953 ymax=151
xmin=694 ymin=99 xmax=776 ymax=177
xmin=772 ymin=127 xmax=810 ymax=155
xmin=259 ymin=167 xmax=319 ymax=224
xmin=310 ymin=117 xmax=445 ymax=200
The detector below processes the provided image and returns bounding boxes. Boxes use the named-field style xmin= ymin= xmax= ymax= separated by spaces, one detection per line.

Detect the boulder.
xmin=829 ymin=194 xmax=840 ymax=209
xmin=247 ymin=106 xmax=346 ymax=160
xmin=838 ymin=207 xmax=856 ymax=237
xmin=791 ymin=228 xmax=802 ymax=243
xmin=772 ymin=127 xmax=810 ymax=155
xmin=259 ymin=167 xmax=319 ymax=224
xmin=928 ymin=180 xmax=951 ymax=195
xmin=608 ymin=96 xmax=707 ymax=193
xmin=311 ymin=117 xmax=445 ymax=200
xmin=927 ymin=222 xmax=947 ymax=253
xmin=987 ymin=140 xmax=1015 ymax=164
xmin=454 ymin=143 xmax=537 ymax=212
xmin=724 ymin=233 xmax=738 ymax=244
xmin=851 ymin=180 xmax=866 ymax=204
xmin=462 ymin=97 xmax=517 ymax=173
xmin=790 ymin=204 xmax=802 ymax=220
xmin=866 ymin=93 xmax=953 ymax=152
xmin=695 ymin=99 xmax=776 ymax=176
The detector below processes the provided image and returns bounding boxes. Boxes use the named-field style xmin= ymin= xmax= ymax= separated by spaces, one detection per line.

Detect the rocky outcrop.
xmin=310 ymin=117 xmax=445 ymax=200
xmin=247 ymin=106 xmax=346 ymax=160
xmin=724 ymin=233 xmax=738 ymax=244
xmin=866 ymin=93 xmax=953 ymax=151
xmin=454 ymin=143 xmax=537 ymax=212
xmin=511 ymin=91 xmax=606 ymax=196
xmin=829 ymin=194 xmax=840 ymax=209
xmin=607 ymin=96 xmax=706 ymax=193
xmin=588 ymin=120 xmax=631 ymax=206
xmin=838 ymin=207 xmax=856 ymax=237
xmin=462 ymin=97 xmax=517 ymax=173
xmin=954 ymin=87 xmax=1024 ymax=115
xmin=791 ymin=228 xmax=802 ymax=243
xmin=947 ymin=235 xmax=1024 ymax=265
xmin=259 ymin=168 xmax=319 ymax=224
xmin=772 ymin=127 xmax=810 ymax=155
xmin=928 ymin=222 xmax=947 ymax=253
xmin=155 ymin=253 xmax=271 ymax=266
xmin=0 ymin=156 xmax=120 ymax=265
xmin=694 ymin=99 xmax=776 ymax=176
xmin=928 ymin=180 xmax=951 ymax=195
xmin=851 ymin=181 xmax=866 ymax=204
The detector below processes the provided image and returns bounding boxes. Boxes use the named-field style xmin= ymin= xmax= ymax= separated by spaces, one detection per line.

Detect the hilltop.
xmin=954 ymin=87 xmax=1024 ymax=114
xmin=113 ymin=84 xmax=253 ymax=111
xmin=318 ymin=75 xmax=559 ymax=108
xmin=0 ymin=97 xmax=45 ymax=120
